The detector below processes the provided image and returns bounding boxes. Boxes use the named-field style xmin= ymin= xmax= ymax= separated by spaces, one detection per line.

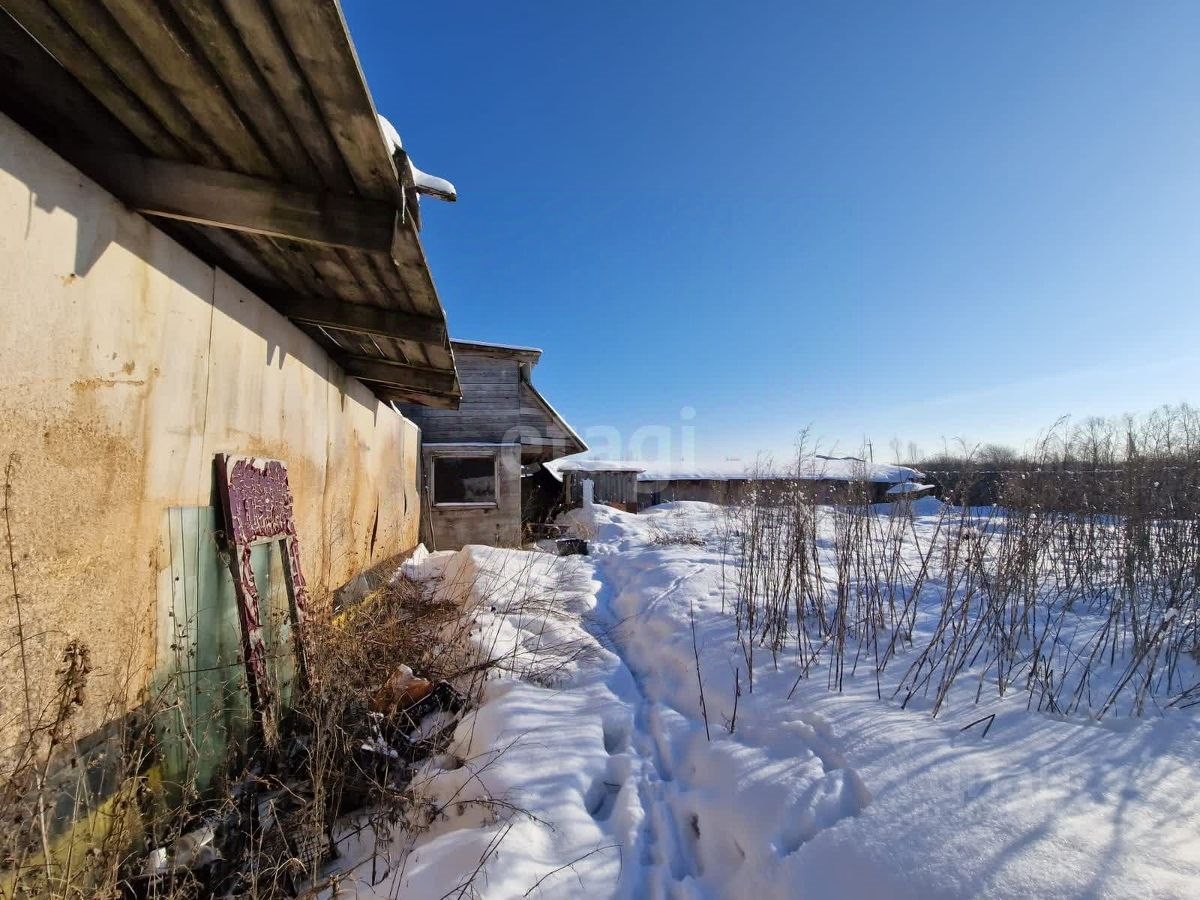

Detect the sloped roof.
xmin=518 ymin=379 xmax=586 ymax=460
xmin=452 ymin=338 xmax=543 ymax=362
xmin=636 ymin=459 xmax=926 ymax=483
xmin=550 ymin=458 xmax=646 ymax=474
xmin=0 ymin=0 xmax=460 ymax=408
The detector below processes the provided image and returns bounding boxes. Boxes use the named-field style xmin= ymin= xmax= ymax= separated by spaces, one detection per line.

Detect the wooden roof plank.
xmin=352 ymin=250 xmax=436 ymax=367
xmin=33 ymin=0 xmax=226 ymax=166
xmin=236 ymin=239 xmax=378 ymax=363
xmin=376 ymin=389 xmax=460 ymax=411
xmin=362 ymin=249 xmax=421 ymax=312
xmin=340 ymin=356 xmax=458 ymax=395
xmin=218 ymin=0 xmax=357 ymax=195
xmin=390 ymin=226 xmax=445 ymax=319
xmin=185 ymin=226 xmax=278 ymax=286
xmin=276 ymin=296 xmax=446 ymax=345
xmin=83 ymin=152 xmax=398 ymax=251
xmin=0 ymin=0 xmax=462 ymax=409
xmin=0 ymin=9 xmax=140 ymax=154
xmin=327 ymin=249 xmax=417 ymax=365
xmin=308 ymin=246 xmax=400 ymax=361
xmin=169 ymin=0 xmax=322 ymax=187
xmin=97 ymin=0 xmax=276 ymax=176
xmin=0 ymin=0 xmax=183 ymax=159
xmin=265 ymin=0 xmax=400 ymax=203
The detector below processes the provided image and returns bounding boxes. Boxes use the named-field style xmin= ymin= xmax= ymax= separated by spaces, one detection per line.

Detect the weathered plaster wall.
xmin=0 ymin=112 xmax=420 ymax=749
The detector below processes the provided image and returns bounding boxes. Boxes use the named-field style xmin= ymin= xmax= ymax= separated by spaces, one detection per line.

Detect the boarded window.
xmin=434 ymin=455 xmax=497 ymax=505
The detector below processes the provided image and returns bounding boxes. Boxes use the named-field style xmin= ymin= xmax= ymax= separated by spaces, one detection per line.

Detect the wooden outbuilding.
xmin=637 ymin=459 xmax=929 ymax=508
xmin=400 ymin=340 xmax=586 ymax=549
xmin=553 ymin=460 xmax=646 ymax=513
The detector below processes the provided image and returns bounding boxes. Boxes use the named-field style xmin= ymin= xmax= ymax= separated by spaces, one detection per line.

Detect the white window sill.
xmin=434 ymin=502 xmax=498 ymax=510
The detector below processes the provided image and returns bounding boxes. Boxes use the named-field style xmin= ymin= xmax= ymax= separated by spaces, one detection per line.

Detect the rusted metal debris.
xmin=215 ymin=454 xmax=311 ymax=747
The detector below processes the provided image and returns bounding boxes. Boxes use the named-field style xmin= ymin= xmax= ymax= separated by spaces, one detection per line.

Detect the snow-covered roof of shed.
xmin=799 ymin=458 xmax=924 ymax=483
xmin=548 ymin=458 xmax=646 ymax=475
xmin=637 ymin=458 xmax=925 ymax=483
xmin=636 ymin=463 xmax=750 ymax=481
xmin=885 ymin=481 xmax=936 ymax=495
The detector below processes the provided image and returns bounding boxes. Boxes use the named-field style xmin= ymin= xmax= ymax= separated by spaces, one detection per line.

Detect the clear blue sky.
xmin=344 ymin=1 xmax=1200 ymax=465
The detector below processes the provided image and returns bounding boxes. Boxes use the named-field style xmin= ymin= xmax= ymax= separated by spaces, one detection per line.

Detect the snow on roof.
xmin=451 ymin=338 xmax=544 ymax=355
xmin=377 ymin=114 xmax=457 ymax=202
xmin=799 ymin=458 xmax=925 ymax=483
xmin=378 ymin=114 xmax=404 ymax=156
xmin=549 ymin=458 xmax=646 ymax=474
xmin=636 ymin=462 xmax=752 ymax=482
xmin=885 ymin=481 xmax=936 ymax=496
xmin=637 ymin=458 xmax=925 ymax=483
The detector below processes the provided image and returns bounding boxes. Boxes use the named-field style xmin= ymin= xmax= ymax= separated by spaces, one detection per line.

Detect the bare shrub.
xmin=648 ymin=520 xmax=706 ymax=547
xmin=725 ymin=408 xmax=1200 ymax=720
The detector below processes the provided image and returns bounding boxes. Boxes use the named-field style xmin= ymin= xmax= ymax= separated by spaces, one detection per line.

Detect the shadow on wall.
xmin=2 ymin=114 xmax=380 ymax=429
xmin=0 ymin=21 xmax=379 ymax=427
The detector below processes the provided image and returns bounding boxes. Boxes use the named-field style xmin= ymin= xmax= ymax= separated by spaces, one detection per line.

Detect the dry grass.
xmin=724 ymin=407 xmax=1200 ymax=719
xmin=0 ymin=532 xmax=490 ymax=898
xmin=0 ymin=524 xmax=592 ymax=899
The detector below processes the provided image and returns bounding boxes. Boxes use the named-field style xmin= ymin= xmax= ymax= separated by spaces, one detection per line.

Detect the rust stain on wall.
xmin=70 ymin=377 xmax=146 ymax=392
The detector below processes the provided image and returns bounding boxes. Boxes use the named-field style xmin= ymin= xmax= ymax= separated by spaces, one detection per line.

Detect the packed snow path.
xmin=584 ymin=548 xmax=871 ymax=899
xmin=347 ymin=501 xmax=1200 ymax=899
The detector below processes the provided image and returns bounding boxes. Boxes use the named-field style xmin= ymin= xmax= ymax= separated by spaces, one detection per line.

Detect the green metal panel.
xmin=156 ymin=506 xmax=252 ymax=798
xmin=251 ymin=541 xmax=296 ymax=720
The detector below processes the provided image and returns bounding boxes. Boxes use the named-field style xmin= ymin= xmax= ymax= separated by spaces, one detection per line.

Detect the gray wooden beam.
xmin=339 ymin=355 xmax=459 ymax=396
xmin=83 ymin=151 xmax=400 ymax=251
xmin=278 ymin=296 xmax=446 ymax=345
xmin=377 ymin=388 xmax=461 ymax=411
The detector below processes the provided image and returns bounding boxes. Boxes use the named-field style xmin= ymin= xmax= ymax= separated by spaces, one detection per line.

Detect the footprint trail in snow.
xmin=580 ymin=518 xmax=871 ymax=899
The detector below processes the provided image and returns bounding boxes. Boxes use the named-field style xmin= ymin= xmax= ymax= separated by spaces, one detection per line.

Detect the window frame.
xmin=430 ymin=450 xmax=500 ymax=509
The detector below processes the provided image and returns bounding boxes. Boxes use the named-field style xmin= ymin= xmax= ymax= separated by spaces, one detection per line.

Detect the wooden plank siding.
xmin=400 ymin=342 xmax=585 ymax=462
xmin=563 ymin=470 xmax=640 ymax=510
xmin=400 ymin=342 xmax=586 ymax=548
xmin=404 ymin=354 xmax=522 ymax=444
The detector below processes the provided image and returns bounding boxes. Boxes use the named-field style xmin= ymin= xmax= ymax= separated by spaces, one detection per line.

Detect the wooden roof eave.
xmin=0 ymin=0 xmax=460 ymax=409
xmin=519 ymin=376 xmax=587 ymax=461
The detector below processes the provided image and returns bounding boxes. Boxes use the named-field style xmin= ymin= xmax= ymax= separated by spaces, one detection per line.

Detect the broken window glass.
xmin=433 ymin=455 xmax=497 ymax=504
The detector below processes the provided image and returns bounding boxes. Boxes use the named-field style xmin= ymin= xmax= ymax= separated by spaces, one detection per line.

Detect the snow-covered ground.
xmin=334 ymin=502 xmax=1200 ymax=899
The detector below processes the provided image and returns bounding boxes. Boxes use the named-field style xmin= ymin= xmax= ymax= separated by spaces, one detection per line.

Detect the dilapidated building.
xmin=0 ymin=0 xmax=463 ymax=831
xmin=636 ymin=459 xmax=929 ymax=508
xmin=400 ymin=340 xmax=585 ymax=549
xmin=553 ymin=459 xmax=645 ymax=513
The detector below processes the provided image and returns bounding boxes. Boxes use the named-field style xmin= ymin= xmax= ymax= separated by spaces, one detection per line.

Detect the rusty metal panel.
xmin=215 ymin=455 xmax=310 ymax=747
